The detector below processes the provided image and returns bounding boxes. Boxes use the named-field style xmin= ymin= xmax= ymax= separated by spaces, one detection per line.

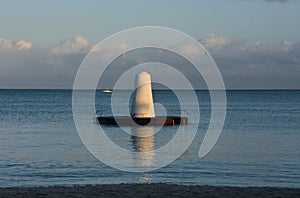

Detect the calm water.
xmin=0 ymin=90 xmax=299 ymax=188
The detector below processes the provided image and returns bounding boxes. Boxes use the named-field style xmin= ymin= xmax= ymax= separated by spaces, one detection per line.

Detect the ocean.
xmin=0 ymin=90 xmax=299 ymax=188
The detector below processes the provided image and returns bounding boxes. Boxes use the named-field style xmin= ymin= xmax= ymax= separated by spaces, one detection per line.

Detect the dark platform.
xmin=97 ymin=116 xmax=188 ymax=126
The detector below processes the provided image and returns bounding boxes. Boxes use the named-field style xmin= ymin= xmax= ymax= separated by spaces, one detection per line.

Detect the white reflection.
xmin=131 ymin=127 xmax=155 ymax=166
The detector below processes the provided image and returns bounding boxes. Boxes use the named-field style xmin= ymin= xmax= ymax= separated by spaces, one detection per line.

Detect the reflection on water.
xmin=138 ymin=175 xmax=153 ymax=182
xmin=131 ymin=127 xmax=155 ymax=166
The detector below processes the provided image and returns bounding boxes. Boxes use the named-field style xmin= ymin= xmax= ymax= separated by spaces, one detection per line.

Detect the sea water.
xmin=0 ymin=90 xmax=299 ymax=187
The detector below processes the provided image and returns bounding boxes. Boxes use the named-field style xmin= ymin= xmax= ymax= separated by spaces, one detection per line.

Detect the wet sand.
xmin=0 ymin=184 xmax=299 ymax=198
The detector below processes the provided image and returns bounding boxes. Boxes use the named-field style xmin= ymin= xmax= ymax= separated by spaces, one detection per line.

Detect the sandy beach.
xmin=0 ymin=184 xmax=299 ymax=198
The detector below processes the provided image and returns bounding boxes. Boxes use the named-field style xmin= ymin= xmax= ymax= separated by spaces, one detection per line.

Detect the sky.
xmin=0 ymin=0 xmax=300 ymax=89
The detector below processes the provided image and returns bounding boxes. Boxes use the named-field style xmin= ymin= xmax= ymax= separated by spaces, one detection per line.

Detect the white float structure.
xmin=97 ymin=71 xmax=188 ymax=126
xmin=132 ymin=72 xmax=155 ymax=118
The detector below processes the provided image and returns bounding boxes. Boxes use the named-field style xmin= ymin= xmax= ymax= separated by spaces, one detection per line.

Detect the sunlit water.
xmin=0 ymin=90 xmax=299 ymax=188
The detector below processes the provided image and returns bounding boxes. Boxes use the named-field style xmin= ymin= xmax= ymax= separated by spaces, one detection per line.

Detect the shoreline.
xmin=0 ymin=184 xmax=299 ymax=198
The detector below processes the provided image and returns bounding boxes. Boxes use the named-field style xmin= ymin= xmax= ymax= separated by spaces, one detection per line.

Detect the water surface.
xmin=0 ymin=90 xmax=299 ymax=187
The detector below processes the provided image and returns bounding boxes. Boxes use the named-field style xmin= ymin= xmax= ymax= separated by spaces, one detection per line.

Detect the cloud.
xmin=200 ymin=34 xmax=300 ymax=89
xmin=0 ymin=36 xmax=32 ymax=51
xmin=281 ymin=40 xmax=293 ymax=51
xmin=200 ymin=33 xmax=230 ymax=50
xmin=51 ymin=35 xmax=90 ymax=54
xmin=0 ymin=36 xmax=13 ymax=49
xmin=0 ymin=35 xmax=131 ymax=89
xmin=0 ymin=35 xmax=89 ymax=88
xmin=0 ymin=34 xmax=299 ymax=89
xmin=15 ymin=40 xmax=32 ymax=50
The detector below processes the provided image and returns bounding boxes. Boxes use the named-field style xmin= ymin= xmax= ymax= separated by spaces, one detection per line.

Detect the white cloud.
xmin=51 ymin=35 xmax=90 ymax=54
xmin=0 ymin=36 xmax=13 ymax=49
xmin=15 ymin=40 xmax=32 ymax=50
xmin=255 ymin=41 xmax=261 ymax=47
xmin=174 ymin=41 xmax=200 ymax=55
xmin=200 ymin=33 xmax=230 ymax=50
xmin=91 ymin=42 xmax=130 ymax=62
xmin=0 ymin=36 xmax=32 ymax=50
xmin=281 ymin=40 xmax=293 ymax=51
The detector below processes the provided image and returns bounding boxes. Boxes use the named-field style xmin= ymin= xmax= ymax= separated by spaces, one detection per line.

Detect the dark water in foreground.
xmin=0 ymin=90 xmax=299 ymax=188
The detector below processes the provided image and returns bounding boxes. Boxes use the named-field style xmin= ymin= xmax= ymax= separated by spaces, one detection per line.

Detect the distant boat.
xmin=102 ymin=89 xmax=112 ymax=93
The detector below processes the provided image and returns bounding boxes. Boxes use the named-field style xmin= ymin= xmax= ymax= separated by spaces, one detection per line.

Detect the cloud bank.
xmin=0 ymin=35 xmax=88 ymax=88
xmin=0 ymin=34 xmax=299 ymax=89
xmin=200 ymin=34 xmax=300 ymax=89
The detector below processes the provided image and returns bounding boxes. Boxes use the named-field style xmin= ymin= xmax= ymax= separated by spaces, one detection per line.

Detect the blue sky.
xmin=1 ymin=0 xmax=299 ymax=46
xmin=0 ymin=0 xmax=300 ymax=89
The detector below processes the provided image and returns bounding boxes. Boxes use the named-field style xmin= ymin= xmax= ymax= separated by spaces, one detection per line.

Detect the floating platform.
xmin=97 ymin=116 xmax=188 ymax=126
xmin=97 ymin=72 xmax=189 ymax=127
